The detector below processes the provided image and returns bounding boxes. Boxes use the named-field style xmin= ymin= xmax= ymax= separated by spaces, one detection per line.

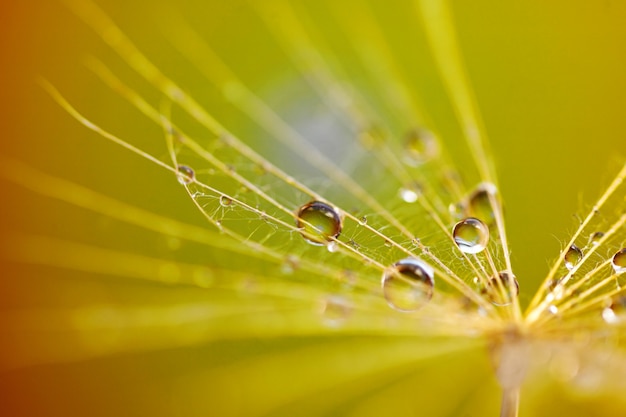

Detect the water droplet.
xmin=611 ymin=248 xmax=626 ymax=274
xmin=359 ymin=125 xmax=386 ymax=149
xmin=358 ymin=216 xmax=368 ymax=226
xmin=548 ymin=305 xmax=559 ymax=315
xmin=602 ymin=307 xmax=619 ymax=324
xmin=483 ymin=271 xmax=519 ymax=306
xmin=564 ymin=244 xmax=583 ymax=270
xmin=176 ymin=165 xmax=195 ymax=184
xmin=383 ymin=239 xmax=393 ymax=248
xmin=281 ymin=255 xmax=299 ymax=275
xmin=399 ymin=183 xmax=422 ymax=203
xmin=296 ymin=201 xmax=342 ymax=246
xmin=588 ymin=231 xmax=604 ymax=246
xmin=382 ymin=258 xmax=434 ymax=312
xmin=467 ymin=182 xmax=498 ymax=225
xmin=219 ymin=195 xmax=233 ymax=207
xmin=403 ymin=128 xmax=438 ymax=166
xmin=452 ymin=217 xmax=489 ymax=254
xmin=318 ymin=295 xmax=351 ymax=327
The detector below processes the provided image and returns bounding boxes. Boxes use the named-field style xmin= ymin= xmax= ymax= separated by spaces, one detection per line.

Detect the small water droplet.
xmin=296 ymin=201 xmax=342 ymax=246
xmin=403 ymin=128 xmax=438 ymax=166
xmin=564 ymin=245 xmax=583 ymax=270
xmin=219 ymin=195 xmax=233 ymax=207
xmin=452 ymin=217 xmax=489 ymax=254
xmin=611 ymin=248 xmax=626 ymax=274
xmin=359 ymin=125 xmax=386 ymax=149
xmin=176 ymin=165 xmax=195 ymax=184
xmin=449 ymin=202 xmax=465 ymax=220
xmin=281 ymin=255 xmax=299 ymax=275
xmin=548 ymin=305 xmax=559 ymax=315
xmin=382 ymin=258 xmax=434 ymax=312
xmin=327 ymin=241 xmax=339 ymax=253
xmin=467 ymin=182 xmax=498 ymax=225
xmin=602 ymin=307 xmax=619 ymax=324
xmin=483 ymin=271 xmax=519 ymax=306
xmin=383 ymin=239 xmax=393 ymax=248
xmin=358 ymin=216 xmax=368 ymax=226
xmin=399 ymin=183 xmax=422 ymax=203
xmin=318 ymin=295 xmax=351 ymax=327
xmin=589 ymin=231 xmax=604 ymax=246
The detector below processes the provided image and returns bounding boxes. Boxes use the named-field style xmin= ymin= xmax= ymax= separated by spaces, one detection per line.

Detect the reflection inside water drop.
xmin=453 ymin=217 xmax=489 ymax=254
xmin=382 ymin=258 xmax=434 ymax=312
xmin=296 ymin=201 xmax=342 ymax=246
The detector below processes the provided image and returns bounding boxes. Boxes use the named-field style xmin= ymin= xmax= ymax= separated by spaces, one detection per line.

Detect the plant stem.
xmin=500 ymin=387 xmax=520 ymax=417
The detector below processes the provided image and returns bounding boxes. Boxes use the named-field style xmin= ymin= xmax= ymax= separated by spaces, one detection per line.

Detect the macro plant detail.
xmin=2 ymin=0 xmax=626 ymax=416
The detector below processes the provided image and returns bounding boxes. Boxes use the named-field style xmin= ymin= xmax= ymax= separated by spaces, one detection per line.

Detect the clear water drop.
xmin=358 ymin=216 xmax=368 ymax=226
xmin=403 ymin=128 xmax=438 ymax=166
xmin=281 ymin=255 xmax=299 ymax=275
xmin=467 ymin=182 xmax=498 ymax=225
xmin=611 ymin=248 xmax=626 ymax=274
xmin=176 ymin=165 xmax=195 ymax=185
xmin=296 ymin=201 xmax=342 ymax=246
xmin=452 ymin=217 xmax=489 ymax=254
xmin=383 ymin=239 xmax=393 ymax=248
xmin=382 ymin=258 xmax=434 ymax=312
xmin=318 ymin=295 xmax=351 ymax=327
xmin=589 ymin=231 xmax=604 ymax=246
xmin=602 ymin=307 xmax=619 ymax=324
xmin=327 ymin=241 xmax=339 ymax=253
xmin=548 ymin=305 xmax=559 ymax=315
xmin=399 ymin=183 xmax=422 ymax=203
xmin=219 ymin=195 xmax=233 ymax=207
xmin=564 ymin=244 xmax=583 ymax=270
xmin=483 ymin=271 xmax=519 ymax=306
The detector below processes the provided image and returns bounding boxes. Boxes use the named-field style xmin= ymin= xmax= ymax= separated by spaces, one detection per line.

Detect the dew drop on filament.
xmin=382 ymin=258 xmax=434 ymax=312
xmin=296 ymin=201 xmax=342 ymax=246
xmin=219 ymin=195 xmax=233 ymax=207
xmin=588 ymin=231 xmax=604 ymax=246
xmin=452 ymin=217 xmax=489 ymax=254
xmin=176 ymin=164 xmax=195 ymax=185
xmin=483 ymin=271 xmax=519 ymax=306
xmin=564 ymin=245 xmax=583 ymax=271
xmin=611 ymin=248 xmax=626 ymax=274
xmin=467 ymin=182 xmax=498 ymax=225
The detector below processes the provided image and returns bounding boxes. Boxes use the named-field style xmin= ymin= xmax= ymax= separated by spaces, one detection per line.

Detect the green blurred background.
xmin=2 ymin=0 xmax=626 ymax=416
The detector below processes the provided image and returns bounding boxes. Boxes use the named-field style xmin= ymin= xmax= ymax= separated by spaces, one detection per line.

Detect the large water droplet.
xmin=611 ymin=248 xmax=626 ymax=274
xmin=403 ymin=128 xmax=438 ymax=166
xmin=296 ymin=201 xmax=342 ymax=246
xmin=564 ymin=244 xmax=583 ymax=270
xmin=176 ymin=165 xmax=195 ymax=185
xmin=468 ymin=183 xmax=498 ymax=225
xmin=452 ymin=217 xmax=489 ymax=254
xmin=483 ymin=271 xmax=519 ymax=306
xmin=382 ymin=258 xmax=434 ymax=312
